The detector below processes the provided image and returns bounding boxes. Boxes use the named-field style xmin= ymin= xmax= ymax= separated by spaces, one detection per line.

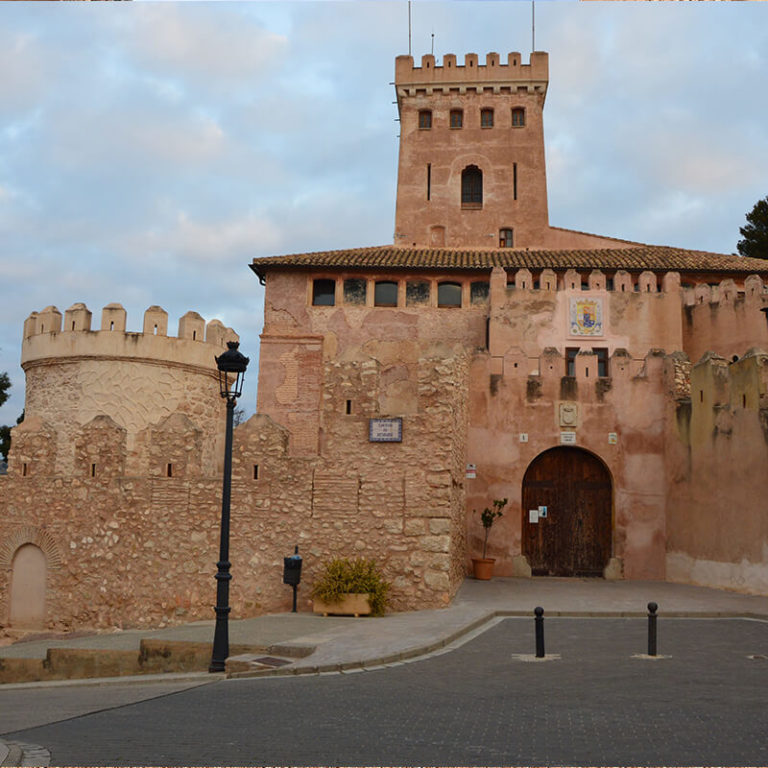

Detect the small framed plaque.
xmin=560 ymin=431 xmax=577 ymax=445
xmin=369 ymin=417 xmax=403 ymax=442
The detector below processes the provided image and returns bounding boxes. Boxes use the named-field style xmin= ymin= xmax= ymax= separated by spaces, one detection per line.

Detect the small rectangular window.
xmin=253 ymin=464 xmax=259 ymax=480
xmin=167 ymin=463 xmax=173 ymax=478
xmin=513 ymin=163 xmax=518 ymax=201
xmin=437 ymin=282 xmax=462 ymax=308
xmin=480 ymin=108 xmax=494 ymax=128
xmin=499 ymin=228 xmax=514 ymax=248
xmin=312 ymin=279 xmax=336 ymax=306
xmin=91 ymin=463 xmax=96 ymax=478
xmin=374 ymin=281 xmax=398 ymax=307
xmin=22 ymin=462 xmax=28 ymax=477
xmin=511 ymin=107 xmax=525 ymax=127
xmin=427 ymin=163 xmax=431 ymax=201
xmin=450 ymin=109 xmax=463 ymax=128
xmin=346 ymin=400 xmax=352 ymax=415
xmin=343 ymin=278 xmax=367 ymax=305
xmin=418 ymin=110 xmax=432 ymax=129
xmin=470 ymin=281 xmax=490 ymax=304
xmin=566 ymin=347 xmax=579 ymax=377
xmin=406 ymin=281 xmax=430 ymax=306
xmin=593 ymin=348 xmax=609 ymax=377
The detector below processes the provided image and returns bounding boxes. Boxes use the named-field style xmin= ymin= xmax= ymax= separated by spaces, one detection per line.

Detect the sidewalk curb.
xmin=0 ymin=740 xmax=50 ymax=767
xmin=226 ymin=608 xmax=768 ymax=680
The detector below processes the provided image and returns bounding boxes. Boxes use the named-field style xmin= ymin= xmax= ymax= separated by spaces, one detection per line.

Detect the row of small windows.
xmin=312 ymin=279 xmax=490 ymax=308
xmin=419 ymin=107 xmax=525 ymax=130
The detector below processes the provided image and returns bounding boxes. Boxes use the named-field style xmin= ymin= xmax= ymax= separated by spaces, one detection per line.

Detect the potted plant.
xmin=471 ymin=497 xmax=508 ymax=580
xmin=311 ymin=557 xmax=391 ymax=617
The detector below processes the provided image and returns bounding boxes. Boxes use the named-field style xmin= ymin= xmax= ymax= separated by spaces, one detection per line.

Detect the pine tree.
xmin=737 ymin=195 xmax=768 ymax=260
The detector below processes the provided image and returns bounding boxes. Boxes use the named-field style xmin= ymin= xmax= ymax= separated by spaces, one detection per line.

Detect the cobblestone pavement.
xmin=4 ymin=617 xmax=768 ymax=766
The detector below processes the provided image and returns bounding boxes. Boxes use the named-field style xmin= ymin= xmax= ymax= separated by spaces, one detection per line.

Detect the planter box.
xmin=312 ymin=593 xmax=372 ymax=617
xmin=471 ymin=557 xmax=495 ymax=580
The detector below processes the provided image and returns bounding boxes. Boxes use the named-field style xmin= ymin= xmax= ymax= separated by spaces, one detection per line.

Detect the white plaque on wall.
xmin=560 ymin=431 xmax=577 ymax=445
xmin=369 ymin=418 xmax=403 ymax=442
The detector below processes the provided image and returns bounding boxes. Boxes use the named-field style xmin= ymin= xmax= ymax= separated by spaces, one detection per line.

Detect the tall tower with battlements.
xmin=393 ymin=51 xmax=550 ymax=249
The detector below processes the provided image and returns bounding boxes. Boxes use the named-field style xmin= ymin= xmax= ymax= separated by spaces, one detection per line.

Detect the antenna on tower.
xmin=408 ymin=0 xmax=412 ymax=57
xmin=531 ymin=0 xmax=536 ymax=53
xmin=431 ymin=30 xmax=434 ymax=56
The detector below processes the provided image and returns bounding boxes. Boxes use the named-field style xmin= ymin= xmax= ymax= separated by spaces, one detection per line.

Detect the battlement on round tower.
xmin=22 ymin=302 xmax=238 ymax=372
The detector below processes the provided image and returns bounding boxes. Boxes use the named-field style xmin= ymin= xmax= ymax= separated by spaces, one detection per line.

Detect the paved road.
xmin=3 ymin=617 xmax=767 ymax=766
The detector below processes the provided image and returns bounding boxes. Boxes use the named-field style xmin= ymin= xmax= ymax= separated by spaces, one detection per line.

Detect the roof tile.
xmin=251 ymin=245 xmax=768 ymax=276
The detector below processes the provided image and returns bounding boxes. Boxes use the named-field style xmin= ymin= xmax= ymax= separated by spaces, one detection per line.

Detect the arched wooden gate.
xmin=522 ymin=447 xmax=612 ymax=577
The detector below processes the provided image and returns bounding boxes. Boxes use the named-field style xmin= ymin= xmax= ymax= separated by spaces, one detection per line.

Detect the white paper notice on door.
xmin=529 ymin=509 xmax=539 ymax=524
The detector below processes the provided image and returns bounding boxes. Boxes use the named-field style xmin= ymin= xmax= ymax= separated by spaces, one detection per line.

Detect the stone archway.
xmin=522 ymin=446 xmax=612 ymax=577
xmin=10 ymin=544 xmax=47 ymax=628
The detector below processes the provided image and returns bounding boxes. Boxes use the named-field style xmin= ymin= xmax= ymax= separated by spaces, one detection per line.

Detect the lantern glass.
xmin=215 ymin=341 xmax=249 ymax=401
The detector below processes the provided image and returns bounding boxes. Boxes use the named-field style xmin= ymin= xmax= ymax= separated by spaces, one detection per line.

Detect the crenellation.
xmin=589 ymin=270 xmax=605 ymax=291
xmin=37 ymin=305 xmax=62 ymax=335
xmin=614 ymin=270 xmax=633 ymax=294
xmin=143 ymin=305 xmax=168 ymax=337
xmin=564 ymin=269 xmax=581 ymax=291
xmin=23 ymin=312 xmax=39 ymax=340
xmin=178 ymin=311 xmax=205 ymax=342
xmin=395 ymin=51 xmax=548 ymax=89
xmin=514 ymin=268 xmax=532 ymax=290
xmin=662 ymin=271 xmax=681 ymax=294
xmin=101 ymin=303 xmax=127 ymax=332
xmin=64 ymin=303 xmax=92 ymax=333
xmin=638 ymin=271 xmax=658 ymax=294
xmin=745 ymin=274 xmax=764 ymax=300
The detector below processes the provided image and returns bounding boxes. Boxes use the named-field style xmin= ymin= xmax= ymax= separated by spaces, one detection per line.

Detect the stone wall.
xmin=0 ymin=346 xmax=471 ymax=630
xmin=665 ymin=349 xmax=768 ymax=594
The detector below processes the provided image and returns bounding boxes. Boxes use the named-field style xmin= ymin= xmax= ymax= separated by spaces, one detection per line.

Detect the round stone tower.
xmin=20 ymin=302 xmax=238 ymax=476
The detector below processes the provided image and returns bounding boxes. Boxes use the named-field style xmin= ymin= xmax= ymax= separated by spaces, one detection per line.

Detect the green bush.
xmin=310 ymin=557 xmax=391 ymax=616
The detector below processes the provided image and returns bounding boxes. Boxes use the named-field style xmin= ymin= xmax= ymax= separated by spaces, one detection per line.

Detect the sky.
xmin=1 ymin=0 xmax=767 ymax=427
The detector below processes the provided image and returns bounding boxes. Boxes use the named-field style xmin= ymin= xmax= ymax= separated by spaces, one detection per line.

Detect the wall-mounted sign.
xmin=560 ymin=431 xmax=577 ymax=445
xmin=368 ymin=417 xmax=403 ymax=442
xmin=519 ymin=433 xmax=529 ymax=443
xmin=608 ymin=432 xmax=618 ymax=445
xmin=538 ymin=505 xmax=548 ymax=518
xmin=466 ymin=463 xmax=477 ymax=479
xmin=529 ymin=509 xmax=539 ymax=524
xmin=569 ymin=297 xmax=604 ymax=337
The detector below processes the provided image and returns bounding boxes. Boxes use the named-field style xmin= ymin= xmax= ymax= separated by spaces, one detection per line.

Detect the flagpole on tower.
xmin=532 ymin=0 xmax=536 ymax=53
xmin=408 ymin=0 xmax=412 ymax=57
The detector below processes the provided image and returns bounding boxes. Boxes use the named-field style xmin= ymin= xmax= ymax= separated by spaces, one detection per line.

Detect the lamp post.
xmin=209 ymin=340 xmax=249 ymax=673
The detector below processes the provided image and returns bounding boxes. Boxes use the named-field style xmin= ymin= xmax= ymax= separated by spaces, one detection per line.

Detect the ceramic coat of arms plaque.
xmin=569 ymin=297 xmax=604 ymax=337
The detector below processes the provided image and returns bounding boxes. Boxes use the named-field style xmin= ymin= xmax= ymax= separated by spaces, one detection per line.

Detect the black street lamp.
xmin=210 ymin=340 xmax=249 ymax=673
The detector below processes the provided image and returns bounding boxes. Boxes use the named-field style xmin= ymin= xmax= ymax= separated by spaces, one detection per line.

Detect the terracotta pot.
xmin=312 ymin=593 xmax=372 ymax=617
xmin=471 ymin=557 xmax=495 ymax=580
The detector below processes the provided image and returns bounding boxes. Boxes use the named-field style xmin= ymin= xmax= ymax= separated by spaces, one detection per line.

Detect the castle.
xmin=2 ymin=51 xmax=768 ymax=632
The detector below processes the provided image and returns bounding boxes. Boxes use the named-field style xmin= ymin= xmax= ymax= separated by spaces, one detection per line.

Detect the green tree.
xmin=737 ymin=195 xmax=768 ymax=260
xmin=0 ymin=371 xmax=9 ymax=409
xmin=0 ymin=373 xmax=23 ymax=462
xmin=0 ymin=409 xmax=24 ymax=462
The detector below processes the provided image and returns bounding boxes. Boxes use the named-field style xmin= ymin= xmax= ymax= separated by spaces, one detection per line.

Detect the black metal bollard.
xmin=534 ymin=606 xmax=545 ymax=658
xmin=647 ymin=601 xmax=658 ymax=656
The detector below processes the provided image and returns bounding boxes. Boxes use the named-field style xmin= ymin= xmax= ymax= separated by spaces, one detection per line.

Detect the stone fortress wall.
xmin=1 ymin=301 xmax=473 ymax=630
xmin=2 ymin=271 xmax=768 ymax=633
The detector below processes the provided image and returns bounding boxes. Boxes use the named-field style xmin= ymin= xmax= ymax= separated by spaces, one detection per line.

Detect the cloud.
xmin=117 ymin=5 xmax=288 ymax=90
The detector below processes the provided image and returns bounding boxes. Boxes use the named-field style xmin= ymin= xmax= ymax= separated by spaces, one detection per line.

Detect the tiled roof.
xmin=250 ymin=244 xmax=768 ymax=277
